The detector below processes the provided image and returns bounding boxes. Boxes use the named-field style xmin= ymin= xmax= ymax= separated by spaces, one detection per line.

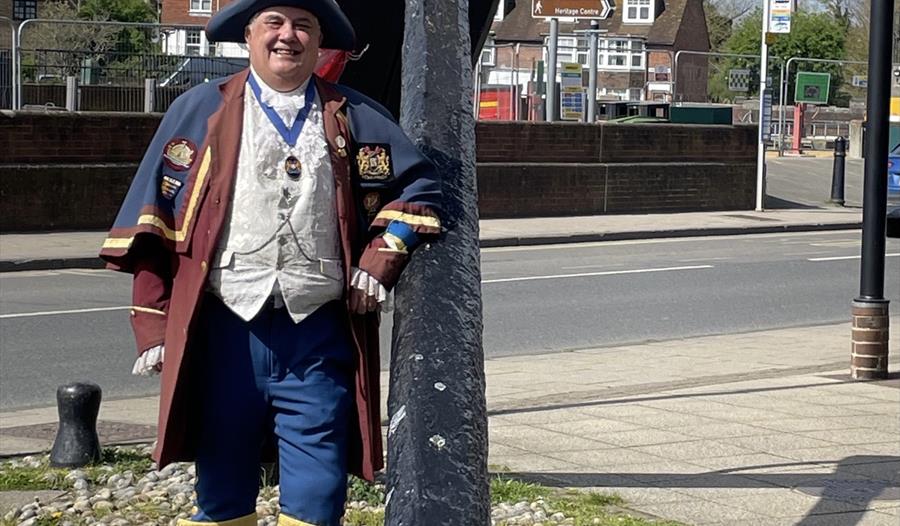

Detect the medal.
xmin=284 ymin=156 xmax=302 ymax=178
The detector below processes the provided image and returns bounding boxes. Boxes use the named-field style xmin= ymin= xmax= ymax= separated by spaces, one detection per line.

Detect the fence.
xmin=1 ymin=16 xmax=14 ymax=110
xmin=475 ymin=37 xmax=654 ymax=122
xmin=15 ymin=19 xmax=248 ymax=112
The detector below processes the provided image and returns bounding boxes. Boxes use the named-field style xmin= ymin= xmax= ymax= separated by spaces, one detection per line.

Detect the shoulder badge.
xmin=356 ymin=144 xmax=393 ymax=180
xmin=163 ymin=138 xmax=197 ymax=171
xmin=160 ymin=175 xmax=184 ymax=200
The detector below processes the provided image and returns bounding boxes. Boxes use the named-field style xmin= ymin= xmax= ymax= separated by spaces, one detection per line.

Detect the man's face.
xmin=245 ymin=6 xmax=322 ymax=90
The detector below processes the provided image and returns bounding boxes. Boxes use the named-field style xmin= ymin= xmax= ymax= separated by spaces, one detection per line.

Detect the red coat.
xmin=100 ymin=71 xmax=442 ymax=481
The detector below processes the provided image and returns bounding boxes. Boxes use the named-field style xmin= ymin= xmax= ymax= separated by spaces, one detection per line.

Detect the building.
xmin=482 ymin=0 xmax=710 ymax=107
xmin=160 ymin=0 xmax=246 ymax=57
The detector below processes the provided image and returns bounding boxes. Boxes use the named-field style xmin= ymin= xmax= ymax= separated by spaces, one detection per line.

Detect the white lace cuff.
xmin=350 ymin=267 xmax=388 ymax=302
xmin=132 ymin=345 xmax=164 ymax=377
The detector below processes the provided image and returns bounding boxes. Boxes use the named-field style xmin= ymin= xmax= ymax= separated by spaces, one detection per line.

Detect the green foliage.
xmin=704 ymin=1 xmax=734 ymax=52
xmin=714 ymin=8 xmax=848 ymax=104
xmin=77 ymin=0 xmax=157 ymax=23
xmin=0 ymin=448 xmax=151 ymax=492
xmin=347 ymin=475 xmax=386 ymax=505
xmin=490 ymin=476 xmax=547 ymax=504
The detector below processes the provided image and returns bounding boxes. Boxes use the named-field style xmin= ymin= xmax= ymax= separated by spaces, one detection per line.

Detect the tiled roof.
xmin=492 ymin=0 xmax=690 ymax=46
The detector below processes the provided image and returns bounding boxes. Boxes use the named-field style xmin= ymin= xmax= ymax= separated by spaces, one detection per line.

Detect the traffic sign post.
xmin=794 ymin=72 xmax=831 ymax=105
xmin=533 ymin=1 xmax=614 ymax=121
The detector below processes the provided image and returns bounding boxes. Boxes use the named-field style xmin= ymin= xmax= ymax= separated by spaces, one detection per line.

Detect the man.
xmin=99 ymin=1 xmax=442 ymax=524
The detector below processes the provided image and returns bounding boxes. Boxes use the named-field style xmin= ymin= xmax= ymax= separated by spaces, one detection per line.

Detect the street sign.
xmin=559 ymin=62 xmax=585 ymax=121
xmin=532 ymin=0 xmax=613 ymax=19
xmin=767 ymin=0 xmax=792 ymax=34
xmin=761 ymin=88 xmax=773 ymax=142
xmin=795 ymin=71 xmax=831 ymax=104
xmin=851 ymin=75 xmax=868 ymax=88
xmin=728 ymin=69 xmax=751 ymax=92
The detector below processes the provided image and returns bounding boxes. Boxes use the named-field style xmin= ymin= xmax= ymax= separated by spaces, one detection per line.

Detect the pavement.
xmin=3 ymin=206 xmax=899 ymax=525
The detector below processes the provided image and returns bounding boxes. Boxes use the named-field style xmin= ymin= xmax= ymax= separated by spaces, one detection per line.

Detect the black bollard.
xmin=49 ymin=383 xmax=102 ymax=468
xmin=830 ymin=136 xmax=847 ymax=206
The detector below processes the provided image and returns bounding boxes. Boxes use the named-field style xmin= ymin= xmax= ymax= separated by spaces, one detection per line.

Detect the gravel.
xmin=1 ymin=447 xmax=580 ymax=525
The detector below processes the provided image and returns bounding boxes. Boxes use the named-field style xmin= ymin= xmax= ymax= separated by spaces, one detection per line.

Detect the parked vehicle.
xmin=887 ymin=144 xmax=900 ymax=237
xmin=158 ymin=56 xmax=249 ymax=88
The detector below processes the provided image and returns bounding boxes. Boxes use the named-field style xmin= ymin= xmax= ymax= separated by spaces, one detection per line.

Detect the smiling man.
xmin=99 ymin=1 xmax=442 ymax=525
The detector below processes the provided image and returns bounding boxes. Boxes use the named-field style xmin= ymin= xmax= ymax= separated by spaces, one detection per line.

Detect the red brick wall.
xmin=0 ymin=113 xmax=756 ymax=230
xmin=475 ymin=121 xmax=756 ymax=163
xmin=161 ymin=0 xmax=229 ymax=25
xmin=2 ymin=111 xmax=160 ymax=163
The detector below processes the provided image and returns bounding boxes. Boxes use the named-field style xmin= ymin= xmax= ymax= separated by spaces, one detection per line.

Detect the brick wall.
xmin=1 ymin=112 xmax=756 ymax=231
xmin=1 ymin=111 xmax=160 ymax=163
xmin=475 ymin=121 xmax=756 ymax=217
xmin=161 ymin=0 xmax=222 ymax=25
xmin=475 ymin=121 xmax=756 ymax=163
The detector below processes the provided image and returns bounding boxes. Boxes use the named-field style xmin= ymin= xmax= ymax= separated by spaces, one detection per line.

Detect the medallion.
xmin=284 ymin=156 xmax=302 ymax=179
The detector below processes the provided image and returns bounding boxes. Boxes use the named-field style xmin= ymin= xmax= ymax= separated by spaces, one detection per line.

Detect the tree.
xmin=704 ymin=0 xmax=757 ymax=51
xmin=77 ymin=0 xmax=156 ymax=23
xmin=720 ymin=8 xmax=847 ymax=104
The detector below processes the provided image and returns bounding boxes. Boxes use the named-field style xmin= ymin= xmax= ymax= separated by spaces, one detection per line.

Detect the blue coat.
xmin=100 ymin=70 xmax=441 ymax=480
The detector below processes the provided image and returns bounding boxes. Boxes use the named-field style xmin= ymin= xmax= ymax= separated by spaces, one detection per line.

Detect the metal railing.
xmin=15 ymin=19 xmax=246 ymax=111
xmin=776 ymin=57 xmax=868 ymax=155
xmin=0 ymin=16 xmax=15 ymax=110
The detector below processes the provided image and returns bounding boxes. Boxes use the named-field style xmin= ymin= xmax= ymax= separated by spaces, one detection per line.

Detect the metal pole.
xmin=777 ymin=61 xmax=785 ymax=156
xmin=1 ymin=17 xmax=15 ymax=110
xmin=387 ymin=0 xmax=488 ymax=522
xmin=755 ymin=1 xmax=771 ymax=212
xmin=144 ymin=78 xmax=156 ymax=113
xmin=514 ymin=43 xmax=520 ymax=120
xmin=587 ymin=21 xmax=599 ymax=122
xmin=65 ymin=76 xmax=77 ymax=111
xmin=851 ymin=0 xmax=892 ymax=381
xmin=547 ymin=18 xmax=558 ymax=122
xmin=473 ymin=57 xmax=482 ymax=119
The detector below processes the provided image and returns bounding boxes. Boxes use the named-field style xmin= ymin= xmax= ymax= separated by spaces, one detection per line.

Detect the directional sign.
xmin=532 ymin=0 xmax=613 ymax=19
xmin=768 ymin=0 xmax=792 ymax=34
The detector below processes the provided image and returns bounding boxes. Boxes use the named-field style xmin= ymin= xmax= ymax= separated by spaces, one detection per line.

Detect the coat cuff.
xmin=357 ymin=236 xmax=410 ymax=291
xmin=370 ymin=202 xmax=441 ymax=236
xmin=130 ymin=307 xmax=167 ymax=353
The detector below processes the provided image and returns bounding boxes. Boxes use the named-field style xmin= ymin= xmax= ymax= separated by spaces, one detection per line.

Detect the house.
xmin=160 ymin=0 xmax=247 ymax=58
xmin=482 ymin=0 xmax=710 ymax=109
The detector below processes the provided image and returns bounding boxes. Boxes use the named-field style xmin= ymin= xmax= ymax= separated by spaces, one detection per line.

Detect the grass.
xmin=0 ymin=448 xmax=153 ymax=492
xmin=1 ymin=452 xmax=683 ymax=526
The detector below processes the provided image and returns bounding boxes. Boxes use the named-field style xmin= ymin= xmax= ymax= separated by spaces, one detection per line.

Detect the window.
xmin=186 ymin=30 xmax=203 ymax=56
xmin=623 ymin=0 xmax=653 ymax=23
xmin=631 ymin=54 xmax=643 ymax=68
xmin=493 ymin=0 xmax=506 ymax=21
xmin=480 ymin=45 xmax=495 ymax=66
xmin=13 ymin=0 xmax=37 ymax=20
xmin=554 ymin=37 xmax=580 ymax=65
xmin=190 ymin=0 xmax=212 ymax=13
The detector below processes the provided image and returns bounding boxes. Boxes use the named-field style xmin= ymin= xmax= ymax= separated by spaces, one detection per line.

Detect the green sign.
xmin=794 ymin=72 xmax=831 ymax=104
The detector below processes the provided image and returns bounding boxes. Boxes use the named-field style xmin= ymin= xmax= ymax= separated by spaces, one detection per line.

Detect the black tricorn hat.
xmin=206 ymin=0 xmax=355 ymax=50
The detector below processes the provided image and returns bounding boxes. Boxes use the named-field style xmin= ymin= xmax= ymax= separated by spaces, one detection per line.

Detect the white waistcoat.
xmin=207 ymin=75 xmax=344 ymax=323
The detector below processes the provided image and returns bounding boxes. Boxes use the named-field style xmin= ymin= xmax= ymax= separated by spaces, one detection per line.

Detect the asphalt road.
xmin=2 ymin=231 xmax=897 ymax=411
xmin=766 ymin=156 xmax=864 ymax=208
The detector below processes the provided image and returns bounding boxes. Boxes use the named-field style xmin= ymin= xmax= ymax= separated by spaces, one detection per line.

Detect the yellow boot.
xmin=176 ymin=513 xmax=258 ymax=526
xmin=277 ymin=514 xmax=318 ymax=526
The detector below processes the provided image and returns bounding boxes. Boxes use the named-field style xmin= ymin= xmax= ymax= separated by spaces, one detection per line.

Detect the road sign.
xmin=795 ymin=71 xmax=831 ymax=104
xmin=761 ymin=88 xmax=773 ymax=142
xmin=559 ymin=62 xmax=584 ymax=121
xmin=532 ymin=0 xmax=613 ymax=19
xmin=767 ymin=0 xmax=792 ymax=34
xmin=728 ymin=69 xmax=751 ymax=92
xmin=851 ymin=75 xmax=868 ymax=88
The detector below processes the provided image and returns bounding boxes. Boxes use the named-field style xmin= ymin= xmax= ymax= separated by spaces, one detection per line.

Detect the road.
xmin=1 ymin=231 xmax=898 ymax=410
xmin=766 ymin=156 xmax=865 ymax=208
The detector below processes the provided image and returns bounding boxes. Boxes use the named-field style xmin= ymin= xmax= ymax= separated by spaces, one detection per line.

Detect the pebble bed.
xmin=2 ymin=447 xmax=582 ymax=526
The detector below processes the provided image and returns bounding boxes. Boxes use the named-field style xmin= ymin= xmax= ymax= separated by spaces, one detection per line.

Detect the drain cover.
xmin=794 ymin=479 xmax=900 ymax=502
